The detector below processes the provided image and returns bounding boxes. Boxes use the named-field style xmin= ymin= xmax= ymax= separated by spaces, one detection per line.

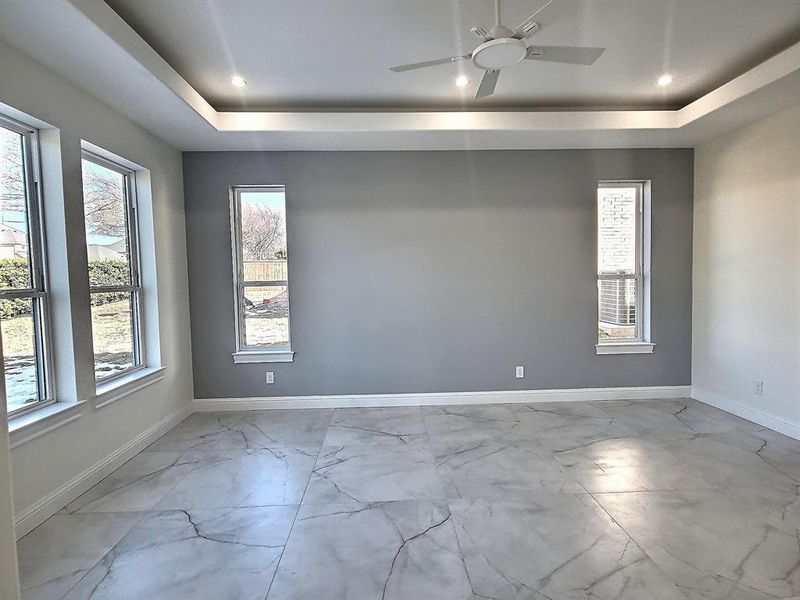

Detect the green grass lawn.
xmin=2 ymin=299 xmax=132 ymax=357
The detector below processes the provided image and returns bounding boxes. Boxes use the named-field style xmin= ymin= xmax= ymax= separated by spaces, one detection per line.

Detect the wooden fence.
xmin=243 ymin=260 xmax=288 ymax=282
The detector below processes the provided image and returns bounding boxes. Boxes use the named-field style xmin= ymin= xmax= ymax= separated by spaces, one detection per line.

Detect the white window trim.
xmin=596 ymin=342 xmax=654 ymax=355
xmin=81 ymin=149 xmax=147 ymax=384
xmin=229 ymin=185 xmax=293 ymax=364
xmin=596 ymin=180 xmax=654 ymax=355
xmin=94 ymin=365 xmax=165 ymax=409
xmin=9 ymin=400 xmax=85 ymax=449
xmin=1 ymin=112 xmax=56 ymax=419
xmin=232 ymin=350 xmax=294 ymax=364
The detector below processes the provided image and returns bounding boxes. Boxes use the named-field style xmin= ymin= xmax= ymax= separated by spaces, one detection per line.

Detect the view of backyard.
xmin=1 ymin=297 xmax=135 ymax=412
xmin=1 ymin=123 xmax=140 ymax=413
xmin=239 ymin=189 xmax=290 ymax=349
xmin=1 ymin=137 xmax=291 ymax=413
xmin=243 ymin=284 xmax=290 ymax=347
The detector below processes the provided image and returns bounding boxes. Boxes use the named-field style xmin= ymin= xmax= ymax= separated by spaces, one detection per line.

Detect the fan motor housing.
xmin=472 ymin=38 xmax=527 ymax=70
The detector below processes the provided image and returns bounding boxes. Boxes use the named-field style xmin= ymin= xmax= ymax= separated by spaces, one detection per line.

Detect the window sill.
xmin=233 ymin=350 xmax=295 ymax=364
xmin=9 ymin=401 xmax=86 ymax=449
xmin=95 ymin=366 xmax=166 ymax=409
xmin=596 ymin=342 xmax=655 ymax=355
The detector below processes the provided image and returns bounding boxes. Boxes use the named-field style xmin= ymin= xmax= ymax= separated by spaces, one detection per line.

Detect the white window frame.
xmin=230 ymin=185 xmax=293 ymax=364
xmin=0 ymin=113 xmax=56 ymax=418
xmin=596 ymin=180 xmax=654 ymax=355
xmin=82 ymin=149 xmax=146 ymax=382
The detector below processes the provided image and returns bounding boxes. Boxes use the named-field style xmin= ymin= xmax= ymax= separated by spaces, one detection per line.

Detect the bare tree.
xmin=0 ymin=129 xmax=25 ymax=211
xmin=82 ymin=167 xmax=126 ymax=237
xmin=241 ymin=203 xmax=286 ymax=260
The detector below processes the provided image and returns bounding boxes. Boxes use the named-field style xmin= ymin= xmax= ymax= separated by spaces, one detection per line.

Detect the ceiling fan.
xmin=389 ymin=0 xmax=605 ymax=99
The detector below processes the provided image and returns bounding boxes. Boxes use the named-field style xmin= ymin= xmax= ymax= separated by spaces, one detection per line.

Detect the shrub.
xmin=0 ymin=258 xmax=31 ymax=319
xmin=0 ymin=257 xmax=130 ymax=319
xmin=87 ymin=259 xmax=129 ymax=306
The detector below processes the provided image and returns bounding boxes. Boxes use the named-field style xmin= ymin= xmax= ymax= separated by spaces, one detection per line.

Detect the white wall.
xmin=693 ymin=105 xmax=800 ymax=435
xmin=0 ymin=341 xmax=20 ymax=599
xmin=0 ymin=40 xmax=194 ymax=532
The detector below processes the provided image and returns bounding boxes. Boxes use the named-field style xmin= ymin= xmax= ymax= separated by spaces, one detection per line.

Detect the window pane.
xmin=1 ymin=298 xmax=40 ymax=412
xmin=240 ymin=190 xmax=287 ymax=263
xmin=598 ymin=187 xmax=637 ymax=275
xmin=0 ymin=125 xmax=32 ymax=289
xmin=91 ymin=291 xmax=135 ymax=380
xmin=598 ymin=278 xmax=637 ymax=340
xmin=243 ymin=259 xmax=287 ymax=282
xmin=81 ymin=158 xmax=131 ymax=283
xmin=243 ymin=285 xmax=289 ymax=348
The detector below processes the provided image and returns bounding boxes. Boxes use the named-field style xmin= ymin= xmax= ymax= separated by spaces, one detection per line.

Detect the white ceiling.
xmin=105 ymin=0 xmax=800 ymax=110
xmin=0 ymin=0 xmax=798 ymax=150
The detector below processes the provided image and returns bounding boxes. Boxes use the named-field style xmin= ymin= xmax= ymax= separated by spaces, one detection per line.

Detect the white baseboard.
xmin=194 ymin=385 xmax=692 ymax=412
xmin=691 ymin=386 xmax=800 ymax=441
xmin=14 ymin=404 xmax=193 ymax=539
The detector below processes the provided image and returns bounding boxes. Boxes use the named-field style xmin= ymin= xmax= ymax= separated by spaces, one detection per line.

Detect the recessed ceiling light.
xmin=230 ymin=76 xmax=247 ymax=88
xmin=657 ymin=74 xmax=673 ymax=87
xmin=455 ymin=75 xmax=469 ymax=88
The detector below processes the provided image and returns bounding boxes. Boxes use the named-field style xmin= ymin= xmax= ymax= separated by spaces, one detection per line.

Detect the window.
xmin=81 ymin=150 xmax=144 ymax=381
xmin=0 ymin=115 xmax=54 ymax=416
xmin=230 ymin=186 xmax=292 ymax=362
xmin=596 ymin=181 xmax=653 ymax=354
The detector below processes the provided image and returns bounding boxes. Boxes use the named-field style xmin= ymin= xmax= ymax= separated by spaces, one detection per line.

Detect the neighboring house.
xmin=0 ymin=221 xmax=27 ymax=259
xmin=86 ymin=233 xmax=126 ymax=261
xmin=0 ymin=211 xmax=126 ymax=261
xmin=86 ymin=244 xmax=124 ymax=260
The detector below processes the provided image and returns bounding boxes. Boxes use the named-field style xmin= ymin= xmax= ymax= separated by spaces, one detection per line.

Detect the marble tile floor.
xmin=16 ymin=400 xmax=800 ymax=600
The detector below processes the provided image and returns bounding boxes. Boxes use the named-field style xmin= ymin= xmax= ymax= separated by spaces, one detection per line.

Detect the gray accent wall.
xmin=183 ymin=149 xmax=693 ymax=399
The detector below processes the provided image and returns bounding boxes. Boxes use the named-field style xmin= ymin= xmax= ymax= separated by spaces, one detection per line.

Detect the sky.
xmin=242 ymin=190 xmax=285 ymax=213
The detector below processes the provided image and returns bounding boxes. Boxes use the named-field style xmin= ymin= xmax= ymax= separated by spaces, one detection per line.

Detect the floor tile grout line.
xmin=53 ymin=442 xmax=223 ymax=598
xmin=261 ymin=410 xmax=335 ymax=600
xmin=444 ymin=498 xmax=479 ymax=600
xmin=54 ymin=413 xmax=331 ymax=598
xmin=59 ymin=451 xmax=194 ymax=516
xmin=20 ymin=400 xmax=800 ymax=598
xmin=54 ymin=510 xmax=149 ymax=600
xmin=582 ymin=484 xmax=693 ymax=600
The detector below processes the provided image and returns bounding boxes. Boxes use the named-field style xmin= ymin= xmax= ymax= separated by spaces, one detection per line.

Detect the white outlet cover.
xmin=266 ymin=372 xmax=274 ymax=384
xmin=515 ymin=366 xmax=524 ymax=378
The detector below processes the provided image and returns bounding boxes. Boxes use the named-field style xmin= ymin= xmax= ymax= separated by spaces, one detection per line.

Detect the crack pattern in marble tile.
xmin=17 ymin=513 xmax=142 ymax=600
xmin=303 ymin=444 xmax=445 ymax=504
xmin=450 ymin=494 xmax=688 ymax=599
xmin=324 ymin=407 xmax=429 ymax=448
xmin=62 ymin=506 xmax=295 ymax=600
xmin=63 ymin=451 xmax=197 ymax=514
xmin=147 ymin=409 xmax=333 ymax=453
xmin=268 ymin=501 xmax=472 ymax=600
xmin=156 ymin=446 xmax=318 ymax=509
xmin=17 ymin=398 xmax=800 ymax=600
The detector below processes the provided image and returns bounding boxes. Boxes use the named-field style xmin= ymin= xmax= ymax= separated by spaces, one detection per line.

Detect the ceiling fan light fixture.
xmin=387 ymin=0 xmax=606 ymax=100
xmin=657 ymin=74 xmax=673 ymax=87
xmin=472 ymin=38 xmax=527 ymax=70
xmin=230 ymin=75 xmax=248 ymax=88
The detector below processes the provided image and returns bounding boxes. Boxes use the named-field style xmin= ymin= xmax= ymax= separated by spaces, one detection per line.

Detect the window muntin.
xmin=0 ymin=115 xmax=54 ymax=416
xmin=81 ymin=151 xmax=144 ymax=382
xmin=231 ymin=186 xmax=291 ymax=352
xmin=597 ymin=182 xmax=644 ymax=343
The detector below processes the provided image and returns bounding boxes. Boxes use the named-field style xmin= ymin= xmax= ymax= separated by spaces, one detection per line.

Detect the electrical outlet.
xmin=266 ymin=371 xmax=274 ymax=385
xmin=515 ymin=366 xmax=524 ymax=379
xmin=754 ymin=380 xmax=764 ymax=396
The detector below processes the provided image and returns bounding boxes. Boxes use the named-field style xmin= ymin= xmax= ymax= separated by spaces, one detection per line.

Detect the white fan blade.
xmin=512 ymin=0 xmax=570 ymax=38
xmin=390 ymin=54 xmax=470 ymax=72
xmin=476 ymin=69 xmax=500 ymax=99
xmin=526 ymin=45 xmax=605 ymax=65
